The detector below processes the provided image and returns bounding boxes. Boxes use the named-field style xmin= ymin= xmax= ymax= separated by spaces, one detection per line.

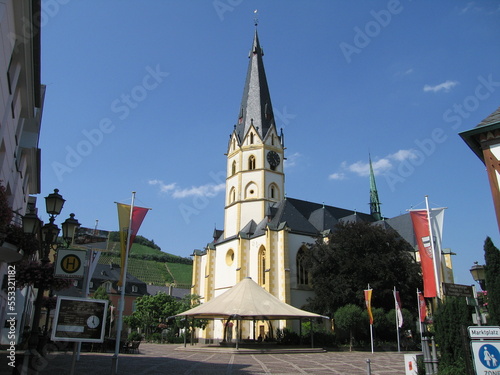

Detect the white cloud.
xmin=284 ymin=152 xmax=301 ymax=168
xmin=328 ymin=172 xmax=346 ymax=180
xmin=332 ymin=149 xmax=417 ymax=179
xmin=423 ymin=80 xmax=459 ymax=93
xmin=172 ymin=184 xmax=225 ymax=198
xmin=149 ymin=179 xmax=224 ymax=198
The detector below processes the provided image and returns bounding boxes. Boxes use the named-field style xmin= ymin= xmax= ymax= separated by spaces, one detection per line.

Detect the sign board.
xmin=442 ymin=283 xmax=473 ymax=297
xmin=471 ymin=341 xmax=500 ymax=373
xmin=469 ymin=326 xmax=500 ymax=340
xmin=54 ymin=249 xmax=87 ymax=278
xmin=51 ymin=296 xmax=108 ymax=342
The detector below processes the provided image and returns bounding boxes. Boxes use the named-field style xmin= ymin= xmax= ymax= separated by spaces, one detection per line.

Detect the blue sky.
xmin=39 ymin=1 xmax=500 ymax=287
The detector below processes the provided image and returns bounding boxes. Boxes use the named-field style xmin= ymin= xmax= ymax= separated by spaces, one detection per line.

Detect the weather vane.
xmin=254 ymin=9 xmax=259 ymax=27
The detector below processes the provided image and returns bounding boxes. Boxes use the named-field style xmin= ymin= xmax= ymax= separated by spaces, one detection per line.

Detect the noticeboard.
xmin=51 ymin=296 xmax=108 ymax=342
xmin=442 ymin=283 xmax=473 ymax=298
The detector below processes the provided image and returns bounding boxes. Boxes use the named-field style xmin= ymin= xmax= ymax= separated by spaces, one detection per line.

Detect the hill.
xmin=98 ymin=241 xmax=193 ymax=288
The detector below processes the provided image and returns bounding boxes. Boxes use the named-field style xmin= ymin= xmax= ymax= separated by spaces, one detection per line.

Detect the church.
xmin=190 ymin=29 xmax=452 ymax=342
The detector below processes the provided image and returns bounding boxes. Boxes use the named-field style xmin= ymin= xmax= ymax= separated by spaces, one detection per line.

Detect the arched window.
xmin=231 ymin=161 xmax=236 ymax=175
xmin=229 ymin=187 xmax=236 ymax=204
xmin=296 ymin=248 xmax=310 ymax=286
xmin=250 ymin=133 xmax=254 ymax=144
xmin=258 ymin=247 xmax=266 ymax=286
xmin=248 ymin=155 xmax=256 ymax=170
xmin=268 ymin=183 xmax=280 ymax=201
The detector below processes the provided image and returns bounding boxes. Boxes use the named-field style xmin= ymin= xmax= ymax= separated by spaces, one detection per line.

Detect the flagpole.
xmin=394 ymin=286 xmax=400 ymax=352
xmin=367 ymin=284 xmax=374 ymax=354
xmin=425 ymin=195 xmax=441 ymax=300
xmin=111 ymin=192 xmax=136 ymax=375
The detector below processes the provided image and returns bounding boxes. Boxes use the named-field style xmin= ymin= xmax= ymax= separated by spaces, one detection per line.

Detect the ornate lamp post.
xmin=26 ymin=189 xmax=80 ymax=360
xmin=470 ymin=262 xmax=486 ymax=290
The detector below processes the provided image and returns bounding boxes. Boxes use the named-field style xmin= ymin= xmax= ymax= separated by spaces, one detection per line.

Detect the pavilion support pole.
xmin=236 ymin=318 xmax=239 ymax=350
xmin=299 ymin=318 xmax=303 ymax=345
xmin=310 ymin=319 xmax=314 ymax=348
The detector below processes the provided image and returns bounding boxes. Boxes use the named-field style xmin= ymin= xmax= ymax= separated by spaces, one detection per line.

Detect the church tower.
xmin=224 ymin=30 xmax=285 ymax=238
xmin=369 ymin=155 xmax=382 ymax=221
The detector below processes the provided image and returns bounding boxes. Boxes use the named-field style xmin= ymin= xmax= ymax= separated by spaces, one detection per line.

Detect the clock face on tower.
xmin=267 ymin=151 xmax=280 ymax=168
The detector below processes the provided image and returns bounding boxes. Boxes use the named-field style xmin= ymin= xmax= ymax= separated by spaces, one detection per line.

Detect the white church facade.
xmin=190 ymin=30 xmax=452 ymax=342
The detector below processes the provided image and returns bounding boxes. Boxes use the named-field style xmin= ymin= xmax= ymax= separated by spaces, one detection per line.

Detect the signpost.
xmin=469 ymin=326 xmax=500 ymax=374
xmin=442 ymin=283 xmax=474 ymax=297
xmin=54 ymin=249 xmax=87 ymax=279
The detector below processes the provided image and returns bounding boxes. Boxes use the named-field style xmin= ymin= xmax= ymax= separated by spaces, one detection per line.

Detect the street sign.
xmin=442 ymin=282 xmax=474 ymax=297
xmin=51 ymin=296 xmax=108 ymax=342
xmin=54 ymin=249 xmax=87 ymax=278
xmin=469 ymin=326 xmax=500 ymax=340
xmin=471 ymin=341 xmax=500 ymax=373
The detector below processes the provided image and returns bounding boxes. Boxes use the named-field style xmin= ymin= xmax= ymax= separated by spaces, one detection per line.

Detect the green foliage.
xmin=127 ymin=331 xmax=143 ymax=341
xmin=124 ymin=293 xmax=204 ymax=340
xmin=484 ymin=237 xmax=500 ymax=325
xmin=93 ymin=285 xmax=111 ymax=303
xmin=276 ymin=328 xmax=300 ymax=345
xmin=433 ymin=296 xmax=473 ymax=369
xmin=0 ymin=183 xmax=13 ymax=235
xmin=334 ymin=304 xmax=365 ymax=349
xmin=304 ymin=221 xmax=422 ymax=316
xmin=437 ymin=358 xmax=466 ymax=375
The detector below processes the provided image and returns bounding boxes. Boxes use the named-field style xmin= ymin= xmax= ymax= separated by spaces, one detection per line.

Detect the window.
xmin=258 ymin=247 xmax=266 ymax=286
xmin=226 ymin=249 xmax=235 ymax=266
xmin=250 ymin=133 xmax=254 ymax=144
xmin=248 ymin=155 xmax=256 ymax=170
xmin=296 ymin=248 xmax=310 ymax=286
xmin=229 ymin=187 xmax=236 ymax=203
xmin=268 ymin=183 xmax=280 ymax=200
xmin=232 ymin=161 xmax=236 ymax=175
xmin=132 ymin=285 xmax=138 ymax=293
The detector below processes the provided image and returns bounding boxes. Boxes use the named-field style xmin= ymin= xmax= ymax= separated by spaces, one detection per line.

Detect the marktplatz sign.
xmin=469 ymin=327 xmax=500 ymax=340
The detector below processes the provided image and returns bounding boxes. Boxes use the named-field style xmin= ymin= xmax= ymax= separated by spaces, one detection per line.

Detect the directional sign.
xmin=54 ymin=249 xmax=87 ymax=278
xmin=469 ymin=326 xmax=500 ymax=340
xmin=442 ymin=283 xmax=474 ymax=297
xmin=471 ymin=341 xmax=500 ymax=373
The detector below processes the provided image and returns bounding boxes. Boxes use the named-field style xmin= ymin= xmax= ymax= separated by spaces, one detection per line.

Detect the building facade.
xmin=0 ymin=0 xmax=44 ymax=345
xmin=460 ymin=106 xmax=500 ymax=232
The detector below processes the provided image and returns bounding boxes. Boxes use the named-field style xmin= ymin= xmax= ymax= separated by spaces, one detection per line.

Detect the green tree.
xmin=334 ymin=304 xmax=365 ymax=350
xmin=304 ymin=221 xmax=422 ymax=316
xmin=433 ymin=296 xmax=473 ymax=373
xmin=484 ymin=237 xmax=500 ymax=325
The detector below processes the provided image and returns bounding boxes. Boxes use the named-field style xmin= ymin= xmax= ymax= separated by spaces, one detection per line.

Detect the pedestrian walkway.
xmin=1 ymin=343 xmax=413 ymax=375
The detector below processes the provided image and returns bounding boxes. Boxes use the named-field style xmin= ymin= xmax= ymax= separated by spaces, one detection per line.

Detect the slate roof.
xmin=460 ymin=105 xmax=500 ymax=161
xmin=89 ymin=263 xmax=148 ymax=296
xmin=234 ymin=30 xmax=276 ymax=143
xmin=146 ymin=285 xmax=190 ymax=299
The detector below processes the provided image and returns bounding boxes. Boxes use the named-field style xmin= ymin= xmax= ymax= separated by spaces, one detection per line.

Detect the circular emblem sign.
xmin=60 ymin=254 xmax=82 ymax=274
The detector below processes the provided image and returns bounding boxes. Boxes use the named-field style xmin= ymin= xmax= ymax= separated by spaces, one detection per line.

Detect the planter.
xmin=0 ymin=241 xmax=22 ymax=262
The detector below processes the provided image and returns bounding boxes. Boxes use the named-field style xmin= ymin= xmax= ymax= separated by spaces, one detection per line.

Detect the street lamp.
xmin=26 ymin=189 xmax=80 ymax=365
xmin=470 ymin=262 xmax=486 ymax=290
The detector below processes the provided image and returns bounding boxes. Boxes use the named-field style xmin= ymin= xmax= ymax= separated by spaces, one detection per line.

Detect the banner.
xmin=116 ymin=203 xmax=149 ymax=285
xmin=418 ymin=291 xmax=427 ymax=322
xmin=410 ymin=210 xmax=437 ymax=297
xmin=364 ymin=289 xmax=374 ymax=325
xmin=394 ymin=289 xmax=403 ymax=328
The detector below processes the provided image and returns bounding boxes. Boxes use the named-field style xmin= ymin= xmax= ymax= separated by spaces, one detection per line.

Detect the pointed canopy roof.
xmin=234 ymin=30 xmax=276 ymax=143
xmin=460 ymin=105 xmax=500 ymax=162
xmin=175 ymin=277 xmax=327 ymax=320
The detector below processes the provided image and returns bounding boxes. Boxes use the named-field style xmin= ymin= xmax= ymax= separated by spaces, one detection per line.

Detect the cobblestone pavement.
xmin=1 ymin=343 xmax=415 ymax=375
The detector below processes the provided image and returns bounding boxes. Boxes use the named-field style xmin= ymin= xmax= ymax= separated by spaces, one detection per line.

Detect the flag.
xmin=394 ymin=288 xmax=403 ymax=328
xmin=110 ymin=305 xmax=116 ymax=323
xmin=410 ymin=210 xmax=437 ymax=297
xmin=364 ymin=289 xmax=374 ymax=325
xmin=418 ymin=291 xmax=427 ymax=323
xmin=116 ymin=203 xmax=149 ymax=286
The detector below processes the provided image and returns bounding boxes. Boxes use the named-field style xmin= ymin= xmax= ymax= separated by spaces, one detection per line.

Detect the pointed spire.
xmin=235 ymin=30 xmax=275 ymax=143
xmin=369 ymin=154 xmax=382 ymax=221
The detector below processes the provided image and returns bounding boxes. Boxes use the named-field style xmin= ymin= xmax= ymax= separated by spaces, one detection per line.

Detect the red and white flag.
xmin=394 ymin=288 xmax=403 ymax=328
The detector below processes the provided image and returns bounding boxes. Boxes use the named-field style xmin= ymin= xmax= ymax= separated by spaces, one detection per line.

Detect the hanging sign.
xmin=54 ymin=249 xmax=87 ymax=278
